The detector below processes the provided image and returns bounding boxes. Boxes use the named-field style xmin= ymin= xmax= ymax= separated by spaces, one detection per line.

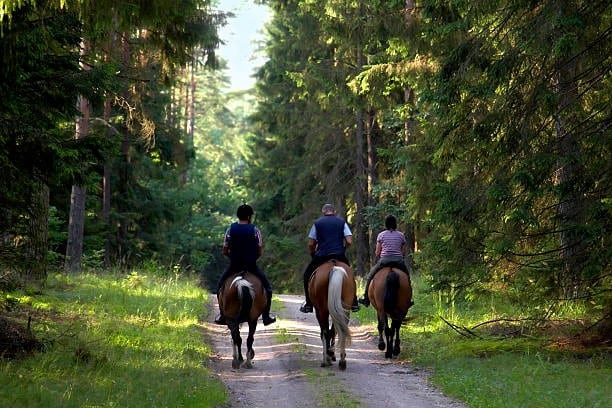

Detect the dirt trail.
xmin=203 ymin=294 xmax=467 ymax=408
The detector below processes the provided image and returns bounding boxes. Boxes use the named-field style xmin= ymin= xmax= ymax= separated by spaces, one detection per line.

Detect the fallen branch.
xmin=438 ymin=315 xmax=480 ymax=338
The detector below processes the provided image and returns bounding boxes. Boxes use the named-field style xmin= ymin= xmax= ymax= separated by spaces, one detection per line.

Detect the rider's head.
xmin=321 ymin=203 xmax=335 ymax=214
xmin=237 ymin=204 xmax=254 ymax=221
xmin=385 ymin=215 xmax=397 ymax=230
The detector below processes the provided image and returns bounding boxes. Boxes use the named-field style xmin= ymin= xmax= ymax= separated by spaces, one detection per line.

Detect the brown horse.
xmin=308 ymin=260 xmax=356 ymax=370
xmin=218 ymin=271 xmax=266 ymax=369
xmin=368 ymin=266 xmax=413 ymax=358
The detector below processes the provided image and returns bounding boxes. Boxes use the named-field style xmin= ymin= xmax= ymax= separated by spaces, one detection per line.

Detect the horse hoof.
xmin=385 ymin=351 xmax=393 ymax=359
xmin=244 ymin=362 xmax=253 ymax=369
xmin=378 ymin=342 xmax=386 ymax=351
xmin=339 ymin=360 xmax=347 ymax=370
xmin=232 ymin=360 xmax=241 ymax=369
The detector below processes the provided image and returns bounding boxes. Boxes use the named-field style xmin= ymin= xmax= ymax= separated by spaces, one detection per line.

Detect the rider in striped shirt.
xmin=359 ymin=215 xmax=410 ymax=307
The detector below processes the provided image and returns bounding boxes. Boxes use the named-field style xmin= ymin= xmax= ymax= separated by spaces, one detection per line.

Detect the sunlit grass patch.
xmin=0 ymin=270 xmax=227 ymax=407
xmin=385 ymin=274 xmax=612 ymax=408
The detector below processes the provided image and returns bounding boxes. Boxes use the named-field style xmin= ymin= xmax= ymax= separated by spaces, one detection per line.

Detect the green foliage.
xmin=0 ymin=270 xmax=227 ymax=407
xmin=357 ymin=274 xmax=612 ymax=408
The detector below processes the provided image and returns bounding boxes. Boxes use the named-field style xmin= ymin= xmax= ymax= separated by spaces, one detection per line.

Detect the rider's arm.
xmin=308 ymin=238 xmax=317 ymax=256
xmin=344 ymin=235 xmax=353 ymax=248
xmin=375 ymin=241 xmax=382 ymax=258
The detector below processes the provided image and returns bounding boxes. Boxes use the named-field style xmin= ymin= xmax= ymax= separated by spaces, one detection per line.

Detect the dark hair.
xmin=385 ymin=215 xmax=397 ymax=230
xmin=237 ymin=204 xmax=254 ymax=221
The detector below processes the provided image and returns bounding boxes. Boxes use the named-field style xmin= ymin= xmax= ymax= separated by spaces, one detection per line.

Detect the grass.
xmin=353 ymin=274 xmax=611 ymax=408
xmin=3 ymin=270 xmax=609 ymax=408
xmin=0 ymin=270 xmax=227 ymax=408
xmin=302 ymin=368 xmax=360 ymax=408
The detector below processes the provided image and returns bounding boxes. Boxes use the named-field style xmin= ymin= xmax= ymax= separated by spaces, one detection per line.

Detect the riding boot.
xmin=214 ymin=294 xmax=226 ymax=324
xmin=351 ymin=297 xmax=360 ymax=312
xmin=359 ymin=278 xmax=372 ymax=307
xmin=300 ymin=273 xmax=313 ymax=313
xmin=262 ymin=290 xmax=276 ymax=326
xmin=214 ymin=313 xmax=226 ymax=325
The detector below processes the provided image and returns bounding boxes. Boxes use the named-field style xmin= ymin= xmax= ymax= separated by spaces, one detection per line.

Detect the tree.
xmin=0 ymin=5 xmax=106 ymax=285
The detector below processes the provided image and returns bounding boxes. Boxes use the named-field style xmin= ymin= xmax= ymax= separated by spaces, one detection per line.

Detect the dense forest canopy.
xmin=0 ymin=0 xmax=609 ymax=330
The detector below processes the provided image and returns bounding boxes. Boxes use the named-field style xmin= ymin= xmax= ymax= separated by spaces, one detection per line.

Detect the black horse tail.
xmin=383 ymin=270 xmax=400 ymax=312
xmin=236 ymin=279 xmax=254 ymax=322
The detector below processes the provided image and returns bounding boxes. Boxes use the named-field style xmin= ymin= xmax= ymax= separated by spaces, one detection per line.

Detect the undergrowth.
xmin=353 ymin=274 xmax=611 ymax=408
xmin=0 ymin=270 xmax=227 ymax=407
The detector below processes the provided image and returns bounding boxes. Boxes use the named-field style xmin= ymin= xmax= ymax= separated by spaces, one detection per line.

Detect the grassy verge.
xmin=0 ymin=270 xmax=227 ymax=407
xmin=354 ymin=275 xmax=611 ymax=408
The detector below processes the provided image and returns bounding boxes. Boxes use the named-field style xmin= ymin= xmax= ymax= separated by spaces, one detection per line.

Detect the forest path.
xmin=203 ymin=294 xmax=467 ymax=408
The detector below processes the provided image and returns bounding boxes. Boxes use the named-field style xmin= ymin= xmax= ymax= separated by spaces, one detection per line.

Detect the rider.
xmin=300 ymin=203 xmax=360 ymax=313
xmin=214 ymin=204 xmax=277 ymax=326
xmin=359 ymin=214 xmax=410 ymax=307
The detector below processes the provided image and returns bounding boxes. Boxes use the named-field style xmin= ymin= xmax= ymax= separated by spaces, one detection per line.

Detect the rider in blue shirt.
xmin=214 ymin=204 xmax=276 ymax=326
xmin=300 ymin=203 xmax=360 ymax=313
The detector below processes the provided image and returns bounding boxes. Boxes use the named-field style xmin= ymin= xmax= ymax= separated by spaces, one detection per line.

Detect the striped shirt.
xmin=377 ymin=229 xmax=405 ymax=257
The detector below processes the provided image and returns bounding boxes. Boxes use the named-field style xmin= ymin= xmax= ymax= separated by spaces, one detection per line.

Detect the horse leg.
xmin=229 ymin=322 xmax=243 ymax=369
xmin=243 ymin=320 xmax=257 ymax=369
xmin=319 ymin=327 xmax=334 ymax=367
xmin=384 ymin=319 xmax=394 ymax=359
xmin=337 ymin=323 xmax=347 ymax=370
xmin=377 ymin=316 xmax=386 ymax=351
xmin=392 ymin=319 xmax=401 ymax=357
xmin=328 ymin=323 xmax=336 ymax=362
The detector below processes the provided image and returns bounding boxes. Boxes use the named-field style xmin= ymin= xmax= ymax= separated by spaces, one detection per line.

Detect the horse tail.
xmin=233 ymin=277 xmax=255 ymax=322
xmin=328 ymin=266 xmax=351 ymax=343
xmin=383 ymin=270 xmax=400 ymax=312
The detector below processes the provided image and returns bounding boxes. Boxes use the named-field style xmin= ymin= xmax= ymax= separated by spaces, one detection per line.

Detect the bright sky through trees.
xmin=217 ymin=0 xmax=271 ymax=91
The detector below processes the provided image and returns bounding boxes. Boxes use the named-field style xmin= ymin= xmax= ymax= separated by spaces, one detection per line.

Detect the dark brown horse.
xmin=368 ymin=266 xmax=413 ymax=358
xmin=218 ymin=271 xmax=266 ymax=369
xmin=308 ymin=260 xmax=356 ymax=370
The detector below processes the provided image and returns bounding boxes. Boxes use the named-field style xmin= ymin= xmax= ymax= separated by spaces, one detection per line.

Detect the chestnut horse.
xmin=218 ymin=271 xmax=266 ymax=369
xmin=308 ymin=260 xmax=356 ymax=370
xmin=368 ymin=267 xmax=413 ymax=358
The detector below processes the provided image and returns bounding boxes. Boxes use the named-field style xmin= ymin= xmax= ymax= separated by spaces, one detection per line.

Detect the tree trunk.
xmin=103 ymin=97 xmax=112 ymax=269
xmin=25 ymin=181 xmax=49 ymax=287
xmin=117 ymin=31 xmax=132 ymax=257
xmin=366 ymin=108 xmax=377 ymax=263
xmin=553 ymin=3 xmax=584 ymax=299
xmin=353 ymin=46 xmax=368 ymax=277
xmin=65 ymin=71 xmax=90 ymax=273
xmin=554 ymin=64 xmax=583 ymax=298
xmin=403 ymin=86 xmax=417 ymax=255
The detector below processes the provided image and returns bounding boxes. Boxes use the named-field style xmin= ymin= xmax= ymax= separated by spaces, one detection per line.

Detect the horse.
xmin=218 ymin=271 xmax=266 ymax=369
xmin=368 ymin=266 xmax=413 ymax=358
xmin=308 ymin=260 xmax=356 ymax=370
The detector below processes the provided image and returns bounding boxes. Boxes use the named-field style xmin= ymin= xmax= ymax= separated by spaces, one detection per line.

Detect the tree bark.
xmin=25 ymin=181 xmax=49 ymax=286
xmin=65 ymin=56 xmax=90 ymax=273
xmin=354 ymin=45 xmax=368 ymax=277
xmin=553 ymin=3 xmax=584 ymax=298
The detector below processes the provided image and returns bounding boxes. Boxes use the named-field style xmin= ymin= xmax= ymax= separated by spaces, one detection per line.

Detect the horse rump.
xmin=383 ymin=270 xmax=400 ymax=312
